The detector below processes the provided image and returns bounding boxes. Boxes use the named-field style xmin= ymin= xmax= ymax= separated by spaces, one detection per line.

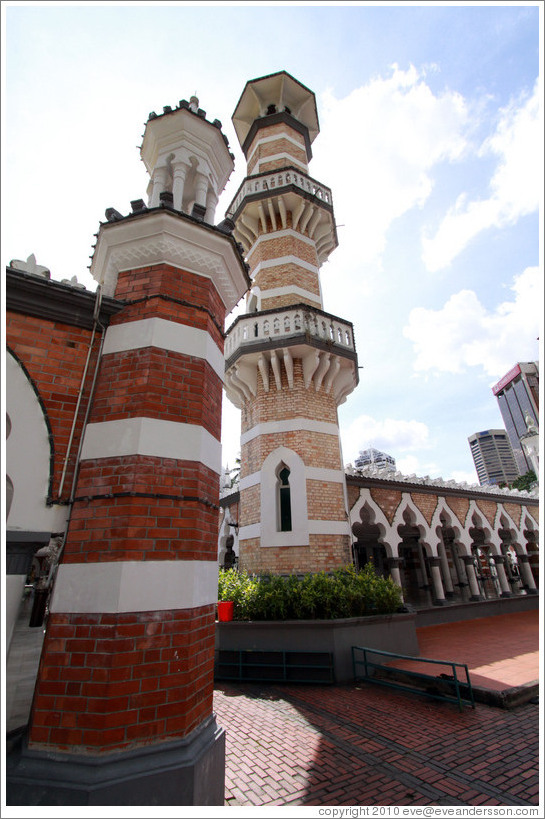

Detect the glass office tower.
xmin=492 ymin=362 xmax=539 ymax=475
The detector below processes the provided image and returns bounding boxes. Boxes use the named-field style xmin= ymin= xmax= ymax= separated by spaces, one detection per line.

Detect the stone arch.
xmin=350 ymin=490 xmax=391 ymax=542
xmin=6 ymin=348 xmax=57 ymax=531
xmin=351 ymin=499 xmax=390 ymax=575
xmin=260 ymin=446 xmax=309 ymax=548
xmin=392 ymin=496 xmax=441 ymax=606
xmin=391 ymin=495 xmax=433 ymax=552
xmin=431 ymin=500 xmax=468 ymax=601
xmin=467 ymin=505 xmax=503 ymax=600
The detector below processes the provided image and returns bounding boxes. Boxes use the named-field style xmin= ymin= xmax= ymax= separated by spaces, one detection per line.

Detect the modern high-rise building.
xmin=354 ymin=447 xmax=396 ymax=472
xmin=492 ymin=362 xmax=539 ymax=475
xmin=468 ymin=429 xmax=519 ymax=486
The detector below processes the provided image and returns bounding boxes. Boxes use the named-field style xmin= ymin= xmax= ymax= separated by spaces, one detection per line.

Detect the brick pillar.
xmin=7 ymin=211 xmax=249 ymax=805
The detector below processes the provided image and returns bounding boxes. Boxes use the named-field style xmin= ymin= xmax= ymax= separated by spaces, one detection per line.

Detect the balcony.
xmin=225 ymin=304 xmax=355 ymax=361
xmin=224 ymin=304 xmax=358 ymax=408
xmin=226 ymin=167 xmax=333 ymax=220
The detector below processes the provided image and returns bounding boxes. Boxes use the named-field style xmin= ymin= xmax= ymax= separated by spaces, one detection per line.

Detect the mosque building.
xmin=5 ymin=71 xmax=539 ymax=805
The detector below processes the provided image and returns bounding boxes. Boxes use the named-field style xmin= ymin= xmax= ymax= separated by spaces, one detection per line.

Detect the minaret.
xmin=224 ymin=72 xmax=359 ymax=574
xmin=8 ymin=98 xmax=249 ymax=805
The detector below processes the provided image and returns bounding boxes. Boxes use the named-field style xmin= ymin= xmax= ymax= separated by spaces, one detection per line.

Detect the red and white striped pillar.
xmin=8 ymin=209 xmax=249 ymax=805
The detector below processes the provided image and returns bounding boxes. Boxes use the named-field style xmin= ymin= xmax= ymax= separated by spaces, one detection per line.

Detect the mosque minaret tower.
xmin=224 ymin=72 xmax=359 ymax=574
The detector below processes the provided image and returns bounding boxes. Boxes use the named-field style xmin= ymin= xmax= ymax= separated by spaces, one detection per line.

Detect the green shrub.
xmin=218 ymin=563 xmax=402 ymax=620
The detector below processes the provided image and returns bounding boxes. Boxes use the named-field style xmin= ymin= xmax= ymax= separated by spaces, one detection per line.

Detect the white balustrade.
xmin=227 ymin=169 xmax=333 ymax=217
xmin=225 ymin=307 xmax=355 ymax=359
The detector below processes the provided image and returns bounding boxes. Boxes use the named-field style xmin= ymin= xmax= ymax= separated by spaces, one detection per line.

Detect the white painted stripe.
xmin=247 ymin=133 xmax=307 ymax=165
xmin=308 ymin=520 xmax=351 ymax=536
xmin=81 ymin=417 xmax=221 ymax=473
xmin=306 ymin=467 xmax=346 ymax=483
xmin=253 ymin=255 xmax=318 ymax=276
xmin=249 ymin=228 xmax=316 ymax=251
xmin=50 ymin=560 xmax=218 ymax=614
xmin=241 ymin=418 xmax=340 ymax=446
xmin=238 ymin=519 xmax=350 ymax=542
xmin=254 ymin=154 xmax=308 ymax=174
xmin=103 ymin=318 xmax=224 ymax=381
xmin=240 ymin=466 xmax=345 ymax=491
xmin=259 ymin=285 xmax=322 ymax=307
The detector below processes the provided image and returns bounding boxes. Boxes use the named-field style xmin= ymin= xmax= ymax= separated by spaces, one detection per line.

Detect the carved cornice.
xmin=90 ymin=208 xmax=250 ymax=313
xmin=6 ymin=268 xmax=123 ymax=330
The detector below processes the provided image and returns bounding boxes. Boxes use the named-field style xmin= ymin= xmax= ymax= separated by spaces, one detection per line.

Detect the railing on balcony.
xmin=225 ymin=305 xmax=355 ymax=360
xmin=226 ymin=167 xmax=333 ymax=218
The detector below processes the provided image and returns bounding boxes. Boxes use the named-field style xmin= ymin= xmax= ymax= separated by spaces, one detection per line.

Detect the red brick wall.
xmin=6 ymin=311 xmax=98 ymax=501
xmin=30 ymin=607 xmax=214 ymax=752
xmin=29 ymin=260 xmax=227 ymax=752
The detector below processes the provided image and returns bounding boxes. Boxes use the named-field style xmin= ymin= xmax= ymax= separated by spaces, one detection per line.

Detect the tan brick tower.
xmin=224 ymin=72 xmax=359 ymax=574
xmin=7 ymin=98 xmax=249 ymax=805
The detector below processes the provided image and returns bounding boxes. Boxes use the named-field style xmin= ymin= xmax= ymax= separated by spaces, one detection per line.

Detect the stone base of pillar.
xmin=524 ymin=587 xmax=538 ymax=595
xmin=432 ymin=598 xmax=447 ymax=606
xmin=500 ymin=591 xmax=512 ymax=598
xmin=469 ymin=594 xmax=483 ymax=602
xmin=6 ymin=715 xmax=225 ymax=807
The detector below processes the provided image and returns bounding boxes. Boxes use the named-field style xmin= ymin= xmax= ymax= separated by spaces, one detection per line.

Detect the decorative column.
xmin=461 ymin=555 xmax=483 ymax=601
xmin=518 ymin=552 xmax=538 ymax=593
xmin=149 ymin=165 xmax=168 ymax=208
xmin=206 ymin=188 xmax=219 ymax=224
xmin=428 ymin=556 xmax=447 ymax=605
xmin=437 ymin=544 xmax=455 ymax=596
xmin=386 ymin=556 xmax=404 ymax=600
xmin=490 ymin=554 xmax=512 ymax=597
xmin=172 ymin=160 xmax=189 ymax=211
xmin=195 ymin=172 xmax=209 ymax=210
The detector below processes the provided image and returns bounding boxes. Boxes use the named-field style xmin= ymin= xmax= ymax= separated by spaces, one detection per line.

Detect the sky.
xmin=2 ymin=1 xmax=543 ymax=486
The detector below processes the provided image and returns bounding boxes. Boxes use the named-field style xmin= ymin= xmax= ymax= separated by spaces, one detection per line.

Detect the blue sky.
xmin=2 ymin=2 xmax=542 ymax=484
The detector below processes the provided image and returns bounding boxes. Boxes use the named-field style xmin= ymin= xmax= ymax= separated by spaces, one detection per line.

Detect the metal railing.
xmin=352 ymin=646 xmax=475 ymax=712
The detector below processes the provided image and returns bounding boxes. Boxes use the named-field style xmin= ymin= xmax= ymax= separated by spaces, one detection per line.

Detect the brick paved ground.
xmin=214 ymin=682 xmax=540 ymax=807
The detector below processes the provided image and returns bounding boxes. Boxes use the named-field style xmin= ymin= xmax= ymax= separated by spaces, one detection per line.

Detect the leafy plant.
xmin=218 ymin=563 xmax=402 ymax=621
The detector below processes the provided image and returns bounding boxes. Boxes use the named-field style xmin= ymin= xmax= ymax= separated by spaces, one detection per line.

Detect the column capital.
xmin=491 ymin=554 xmax=506 ymax=564
xmin=386 ymin=557 xmax=402 ymax=569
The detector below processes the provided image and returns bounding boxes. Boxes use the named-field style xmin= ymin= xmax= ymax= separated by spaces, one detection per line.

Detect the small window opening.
xmin=278 ymin=466 xmax=292 ymax=532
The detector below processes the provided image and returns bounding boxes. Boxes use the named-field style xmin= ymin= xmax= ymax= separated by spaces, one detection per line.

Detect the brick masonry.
xmin=28 ymin=257 xmax=228 ymax=752
xmin=6 ymin=312 xmax=99 ymax=501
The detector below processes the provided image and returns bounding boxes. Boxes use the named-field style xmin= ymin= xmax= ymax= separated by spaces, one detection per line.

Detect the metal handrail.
xmin=352 ymin=645 xmax=475 ymax=712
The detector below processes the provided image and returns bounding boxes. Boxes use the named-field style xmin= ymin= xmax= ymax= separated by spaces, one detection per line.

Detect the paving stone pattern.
xmin=214 ymin=682 xmax=540 ymax=807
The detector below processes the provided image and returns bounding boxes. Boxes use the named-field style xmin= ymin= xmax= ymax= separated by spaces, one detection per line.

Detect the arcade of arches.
xmin=348 ymin=479 xmax=539 ymax=608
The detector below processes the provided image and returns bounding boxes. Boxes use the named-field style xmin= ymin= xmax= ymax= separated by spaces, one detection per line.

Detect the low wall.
xmin=415 ymin=593 xmax=539 ymax=628
xmin=215 ymin=612 xmax=419 ymax=683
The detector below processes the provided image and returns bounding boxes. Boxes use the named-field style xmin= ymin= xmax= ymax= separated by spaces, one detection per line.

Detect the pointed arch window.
xmin=277 ymin=465 xmax=292 ymax=532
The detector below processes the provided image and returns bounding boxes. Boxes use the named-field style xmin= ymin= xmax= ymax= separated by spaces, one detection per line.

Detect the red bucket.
xmin=217 ymin=601 xmax=234 ymax=622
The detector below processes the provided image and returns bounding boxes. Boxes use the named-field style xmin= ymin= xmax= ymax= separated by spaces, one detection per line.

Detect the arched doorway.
xmin=397 ymin=511 xmax=433 ymax=607
xmin=352 ymin=505 xmax=388 ymax=576
xmin=469 ymin=519 xmax=501 ymax=600
xmin=498 ymin=517 xmax=525 ymax=595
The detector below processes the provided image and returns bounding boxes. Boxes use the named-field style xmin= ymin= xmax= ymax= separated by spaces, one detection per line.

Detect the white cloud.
xmin=422 ymin=81 xmax=541 ymax=271
xmin=403 ymin=266 xmax=541 ymax=376
xmin=450 ymin=469 xmax=480 ymax=486
xmin=312 ymin=65 xmax=468 ymax=280
xmin=341 ymin=413 xmax=430 ymax=465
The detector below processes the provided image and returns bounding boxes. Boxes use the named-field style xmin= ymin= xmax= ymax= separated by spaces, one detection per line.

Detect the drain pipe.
xmin=57 ymin=285 xmax=104 ymax=499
